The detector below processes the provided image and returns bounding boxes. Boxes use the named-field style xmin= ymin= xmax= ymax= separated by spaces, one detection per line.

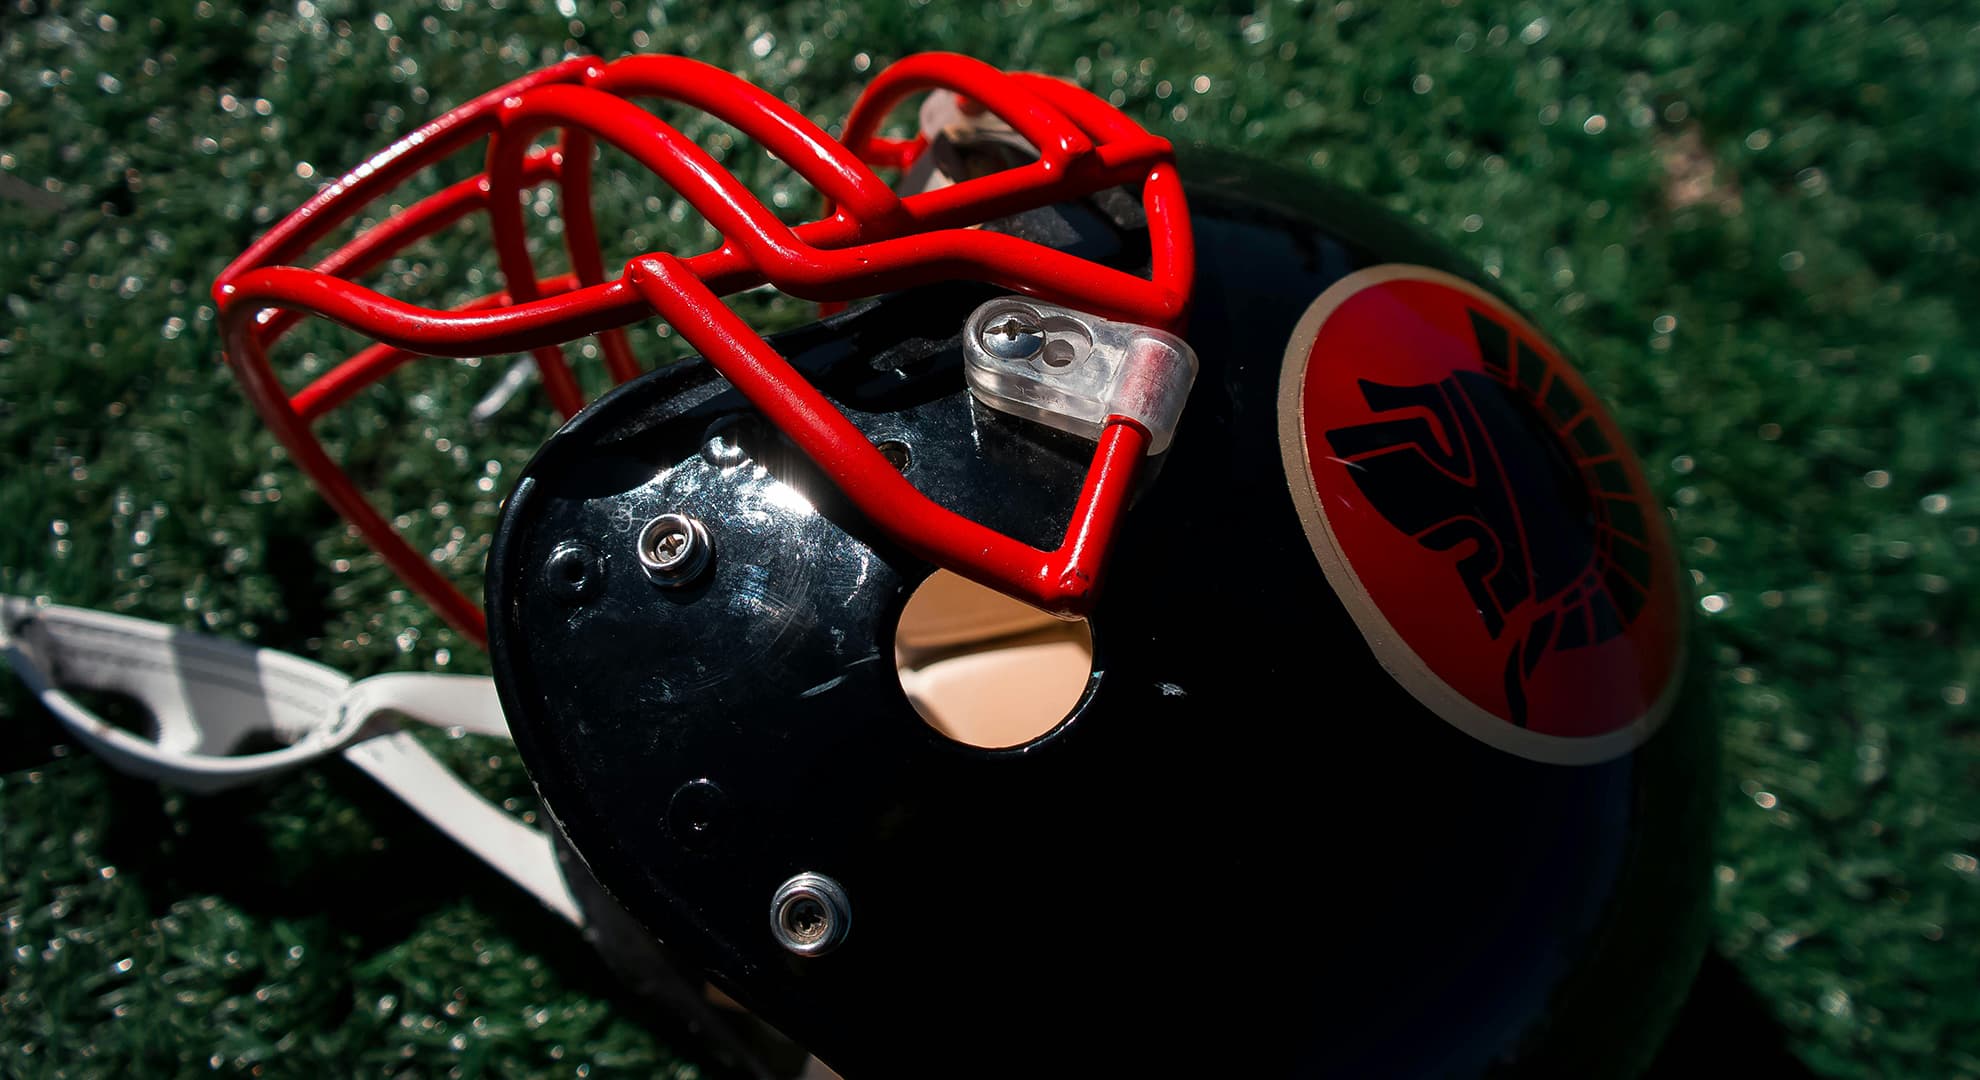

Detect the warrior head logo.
xmin=1322 ymin=310 xmax=1655 ymax=727
xmin=1278 ymin=265 xmax=1681 ymax=763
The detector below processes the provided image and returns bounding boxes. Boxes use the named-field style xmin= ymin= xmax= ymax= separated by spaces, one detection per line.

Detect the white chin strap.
xmin=0 ymin=595 xmax=581 ymax=927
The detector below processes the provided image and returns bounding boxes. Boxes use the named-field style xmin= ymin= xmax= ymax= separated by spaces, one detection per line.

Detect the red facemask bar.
xmin=214 ymin=52 xmax=1194 ymax=646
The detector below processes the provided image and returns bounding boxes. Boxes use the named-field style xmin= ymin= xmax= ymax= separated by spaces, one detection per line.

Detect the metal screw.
xmin=978 ymin=312 xmax=1044 ymax=360
xmin=637 ymin=513 xmax=711 ymax=585
xmin=876 ymin=439 xmax=912 ymax=471
xmin=769 ymin=872 xmax=851 ymax=957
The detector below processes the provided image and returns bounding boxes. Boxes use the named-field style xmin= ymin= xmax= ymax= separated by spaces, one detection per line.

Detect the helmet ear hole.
xmin=894 ymin=571 xmax=1093 ymax=749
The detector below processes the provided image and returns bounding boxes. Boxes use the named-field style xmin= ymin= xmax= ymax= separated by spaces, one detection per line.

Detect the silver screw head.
xmin=637 ymin=513 xmax=711 ymax=585
xmin=770 ymin=872 xmax=851 ymax=957
xmin=978 ymin=312 xmax=1045 ymax=360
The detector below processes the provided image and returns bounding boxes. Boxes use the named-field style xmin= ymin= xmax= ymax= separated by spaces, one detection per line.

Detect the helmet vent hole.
xmin=894 ymin=571 xmax=1093 ymax=749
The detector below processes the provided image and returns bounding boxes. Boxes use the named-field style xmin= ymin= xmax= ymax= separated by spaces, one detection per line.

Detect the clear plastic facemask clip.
xmin=962 ymin=296 xmax=1197 ymax=454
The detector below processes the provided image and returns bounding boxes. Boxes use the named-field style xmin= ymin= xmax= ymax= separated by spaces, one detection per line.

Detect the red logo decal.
xmin=1278 ymin=266 xmax=1683 ymax=764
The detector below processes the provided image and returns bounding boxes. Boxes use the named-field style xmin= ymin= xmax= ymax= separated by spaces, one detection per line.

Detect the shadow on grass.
xmin=1647 ymin=951 xmax=1813 ymax=1079
xmin=0 ymin=689 xmax=786 ymax=1079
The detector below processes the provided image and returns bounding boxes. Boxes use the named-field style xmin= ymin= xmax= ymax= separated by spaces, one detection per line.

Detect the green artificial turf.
xmin=3 ymin=0 xmax=1978 ymax=1075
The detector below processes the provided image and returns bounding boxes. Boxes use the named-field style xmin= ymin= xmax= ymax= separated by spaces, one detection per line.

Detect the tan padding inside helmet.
xmin=894 ymin=571 xmax=1093 ymax=749
xmin=893 ymin=569 xmax=1066 ymax=653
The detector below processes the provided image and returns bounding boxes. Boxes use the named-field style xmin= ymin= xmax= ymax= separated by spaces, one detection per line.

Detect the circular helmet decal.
xmin=1277 ymin=265 xmax=1683 ymax=765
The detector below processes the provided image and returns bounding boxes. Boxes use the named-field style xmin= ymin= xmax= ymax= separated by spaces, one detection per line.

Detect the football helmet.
xmin=190 ymin=50 xmax=1713 ymax=1076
